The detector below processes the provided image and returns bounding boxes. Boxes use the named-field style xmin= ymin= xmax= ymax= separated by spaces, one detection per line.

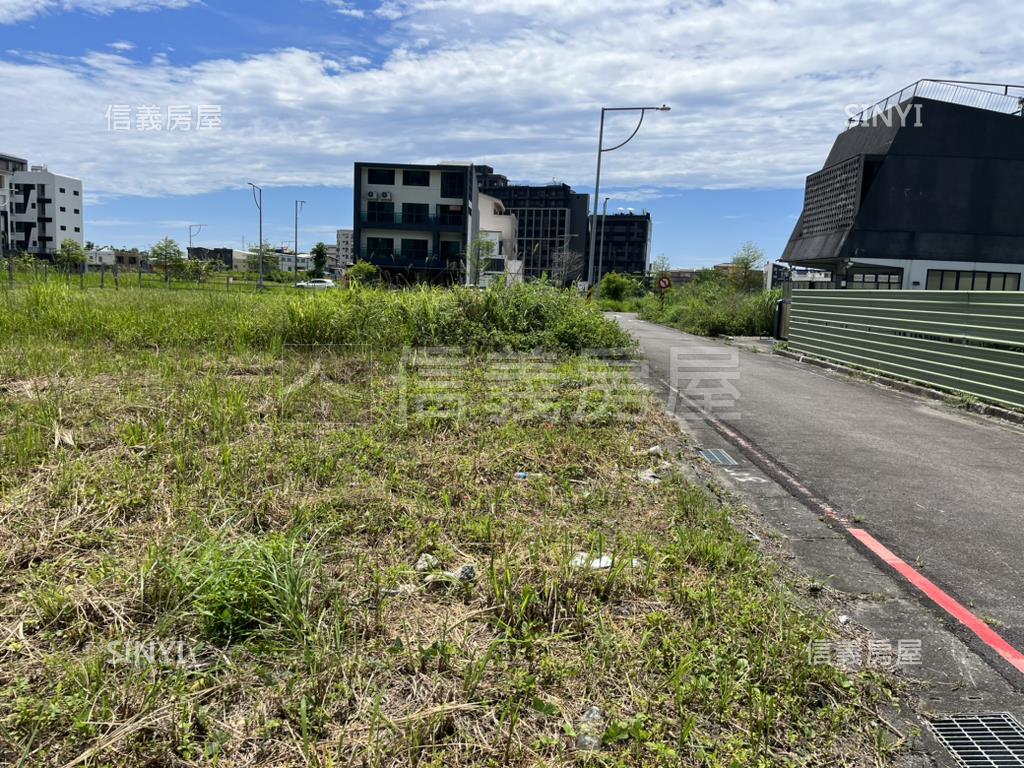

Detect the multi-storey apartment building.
xmin=476 ymin=166 xmax=589 ymax=282
xmin=593 ymin=210 xmax=652 ymax=279
xmin=336 ymin=229 xmax=353 ymax=266
xmin=0 ymin=153 xmax=28 ymax=257
xmin=10 ymin=165 xmax=83 ymax=256
xmin=353 ymin=162 xmax=479 ymax=283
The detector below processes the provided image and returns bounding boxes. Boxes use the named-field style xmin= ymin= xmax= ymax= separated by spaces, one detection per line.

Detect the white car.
xmin=294 ymin=278 xmax=336 ymax=290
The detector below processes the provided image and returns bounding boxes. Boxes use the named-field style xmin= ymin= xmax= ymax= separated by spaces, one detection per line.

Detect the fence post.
xmin=7 ymin=256 xmax=12 ymax=287
xmin=101 ymin=264 xmax=105 ymax=289
xmin=114 ymin=263 xmax=119 ymax=290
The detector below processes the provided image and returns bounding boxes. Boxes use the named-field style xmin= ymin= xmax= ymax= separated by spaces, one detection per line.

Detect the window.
xmin=437 ymin=204 xmax=463 ymax=226
xmin=926 ymin=269 xmax=1022 ymax=291
xmin=365 ymin=237 xmax=393 ymax=257
xmin=439 ymin=240 xmax=462 ymax=260
xmin=403 ymin=169 xmax=430 ymax=187
xmin=401 ymin=202 xmax=429 ymax=224
xmin=59 ymin=187 xmax=65 ymax=193
xmin=60 ymin=225 xmax=66 ymax=231
xmin=73 ymin=190 xmax=79 ymax=196
xmin=440 ymin=171 xmax=465 ymax=199
xmin=74 ymin=227 xmax=80 ymax=232
xmin=73 ymin=209 xmax=79 ymax=214
xmin=401 ymin=238 xmax=429 ymax=259
xmin=365 ymin=200 xmax=394 ymax=224
xmin=60 ymin=206 xmax=66 ymax=212
xmin=367 ymin=168 xmax=395 ymax=185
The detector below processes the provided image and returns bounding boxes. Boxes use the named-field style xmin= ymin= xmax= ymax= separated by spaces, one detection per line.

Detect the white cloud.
xmin=0 ymin=0 xmax=197 ymax=24
xmin=107 ymin=40 xmax=135 ymax=52
xmin=323 ymin=0 xmax=366 ymax=18
xmin=3 ymin=0 xmax=1024 ymax=200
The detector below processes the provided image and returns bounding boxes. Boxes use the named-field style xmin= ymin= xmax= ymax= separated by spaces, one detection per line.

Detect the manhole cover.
xmin=929 ymin=713 xmax=1024 ymax=767
xmin=699 ymin=448 xmax=738 ymax=466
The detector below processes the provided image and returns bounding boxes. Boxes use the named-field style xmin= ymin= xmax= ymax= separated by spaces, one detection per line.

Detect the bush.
xmin=638 ymin=272 xmax=781 ymax=337
xmin=0 ymin=281 xmax=633 ymax=353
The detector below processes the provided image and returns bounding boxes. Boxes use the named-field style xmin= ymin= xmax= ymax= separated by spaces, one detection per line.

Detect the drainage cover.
xmin=699 ymin=448 xmax=738 ymax=466
xmin=929 ymin=713 xmax=1024 ymax=767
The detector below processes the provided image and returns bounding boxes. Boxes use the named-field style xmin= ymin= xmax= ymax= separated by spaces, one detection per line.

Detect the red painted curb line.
xmin=848 ymin=528 xmax=1024 ymax=674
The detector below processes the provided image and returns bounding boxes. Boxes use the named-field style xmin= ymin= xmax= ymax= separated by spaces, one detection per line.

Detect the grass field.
xmin=0 ymin=284 xmax=904 ymax=766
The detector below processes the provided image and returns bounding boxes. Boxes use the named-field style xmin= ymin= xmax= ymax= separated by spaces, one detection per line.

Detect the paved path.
xmin=611 ymin=313 xmax=1024 ymax=682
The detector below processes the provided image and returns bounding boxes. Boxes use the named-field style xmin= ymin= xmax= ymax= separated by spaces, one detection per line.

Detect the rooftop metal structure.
xmin=846 ymin=79 xmax=1024 ymax=129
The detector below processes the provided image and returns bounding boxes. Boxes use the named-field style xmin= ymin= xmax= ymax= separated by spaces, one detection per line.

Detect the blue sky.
xmin=4 ymin=0 xmax=1024 ymax=266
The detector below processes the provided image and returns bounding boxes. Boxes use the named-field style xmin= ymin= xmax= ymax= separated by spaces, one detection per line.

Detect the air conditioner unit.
xmin=367 ymin=191 xmax=376 ymax=199
xmin=379 ymin=191 xmax=391 ymax=200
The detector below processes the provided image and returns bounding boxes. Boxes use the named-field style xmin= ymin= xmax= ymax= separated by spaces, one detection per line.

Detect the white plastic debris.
xmin=639 ymin=468 xmax=662 ymax=484
xmin=576 ymin=706 xmax=605 ymax=751
xmin=570 ymin=552 xmax=644 ymax=571
xmin=647 ymin=445 xmax=664 ymax=457
xmin=414 ymin=553 xmax=440 ymax=572
xmin=426 ymin=563 xmax=477 ymax=588
xmin=838 ymin=614 xmax=851 ymax=626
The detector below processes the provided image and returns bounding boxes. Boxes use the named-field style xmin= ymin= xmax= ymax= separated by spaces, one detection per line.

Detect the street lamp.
xmin=586 ymin=104 xmax=670 ymax=286
xmin=248 ymin=183 xmax=263 ymax=291
xmin=188 ymin=223 xmax=206 ymax=257
xmin=294 ymin=200 xmax=305 ymax=277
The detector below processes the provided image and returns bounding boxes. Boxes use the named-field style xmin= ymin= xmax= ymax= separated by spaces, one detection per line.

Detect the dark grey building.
xmin=0 ymin=153 xmax=28 ymax=257
xmin=476 ymin=167 xmax=589 ymax=281
xmin=593 ymin=210 xmax=652 ymax=279
xmin=353 ymin=161 xmax=478 ymax=284
xmin=783 ymin=79 xmax=1024 ymax=290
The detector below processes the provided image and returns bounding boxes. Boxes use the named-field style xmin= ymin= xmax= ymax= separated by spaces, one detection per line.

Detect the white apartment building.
xmin=336 ymin=229 xmax=353 ymax=266
xmin=353 ymin=162 xmax=477 ymax=283
xmin=10 ymin=165 xmax=83 ymax=256
xmin=477 ymin=193 xmax=520 ymax=286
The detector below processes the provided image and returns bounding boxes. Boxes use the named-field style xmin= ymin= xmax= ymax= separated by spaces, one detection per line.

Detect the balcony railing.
xmin=365 ymin=250 xmax=463 ymax=270
xmin=846 ymin=79 xmax=1024 ymax=130
xmin=359 ymin=208 xmax=465 ymax=227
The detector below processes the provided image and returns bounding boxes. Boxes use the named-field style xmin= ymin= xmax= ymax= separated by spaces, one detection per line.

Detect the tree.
xmin=150 ymin=237 xmax=184 ymax=276
xmin=57 ymin=238 xmax=86 ymax=272
xmin=346 ymin=260 xmax=378 ymax=285
xmin=729 ymin=241 xmax=765 ymax=292
xmin=465 ymin=237 xmax=496 ymax=286
xmin=551 ymin=249 xmax=585 ymax=287
xmin=311 ymin=241 xmax=328 ymax=278
xmin=649 ymin=254 xmax=671 ymax=276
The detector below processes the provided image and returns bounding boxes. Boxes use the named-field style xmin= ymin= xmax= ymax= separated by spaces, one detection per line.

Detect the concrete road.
xmin=611 ymin=313 xmax=1024 ymax=684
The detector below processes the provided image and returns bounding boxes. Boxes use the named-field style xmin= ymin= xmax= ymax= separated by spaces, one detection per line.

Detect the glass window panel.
xmin=926 ymin=271 xmax=942 ymax=290
xmin=941 ymin=271 xmax=957 ymax=290
xmin=990 ymin=273 xmax=1005 ymax=291
xmin=1007 ymin=274 xmax=1021 ymax=291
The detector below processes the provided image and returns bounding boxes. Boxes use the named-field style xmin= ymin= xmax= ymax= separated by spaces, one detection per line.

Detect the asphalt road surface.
xmin=611 ymin=313 xmax=1024 ymax=682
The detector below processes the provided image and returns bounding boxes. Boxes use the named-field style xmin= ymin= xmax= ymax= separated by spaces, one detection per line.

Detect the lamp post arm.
xmin=602 ymin=109 xmax=648 ymax=153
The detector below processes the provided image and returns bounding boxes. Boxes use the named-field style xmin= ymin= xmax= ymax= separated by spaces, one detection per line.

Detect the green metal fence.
xmin=788 ymin=289 xmax=1024 ymax=410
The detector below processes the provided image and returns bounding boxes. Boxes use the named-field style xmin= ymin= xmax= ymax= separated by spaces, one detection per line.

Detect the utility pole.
xmin=294 ymin=200 xmax=305 ymax=278
xmin=248 ymin=183 xmax=263 ymax=291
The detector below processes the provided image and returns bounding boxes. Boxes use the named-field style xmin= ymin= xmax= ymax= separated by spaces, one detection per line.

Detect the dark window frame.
xmin=402 ymin=169 xmax=430 ymax=187
xmin=367 ymin=168 xmax=395 ymax=185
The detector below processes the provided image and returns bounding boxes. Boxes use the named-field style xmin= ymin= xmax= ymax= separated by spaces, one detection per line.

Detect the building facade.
xmin=476 ymin=166 xmax=589 ymax=282
xmin=336 ymin=229 xmax=353 ymax=266
xmin=353 ymin=162 xmax=479 ymax=283
xmin=0 ymin=153 xmax=28 ymax=257
xmin=593 ymin=210 xmax=652 ymax=279
xmin=782 ymin=79 xmax=1024 ymax=291
xmin=476 ymin=193 xmax=520 ymax=285
xmin=10 ymin=165 xmax=83 ymax=256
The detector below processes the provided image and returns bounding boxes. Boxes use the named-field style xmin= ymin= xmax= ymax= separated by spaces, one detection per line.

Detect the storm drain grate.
xmin=699 ymin=448 xmax=738 ymax=466
xmin=929 ymin=713 xmax=1024 ymax=767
